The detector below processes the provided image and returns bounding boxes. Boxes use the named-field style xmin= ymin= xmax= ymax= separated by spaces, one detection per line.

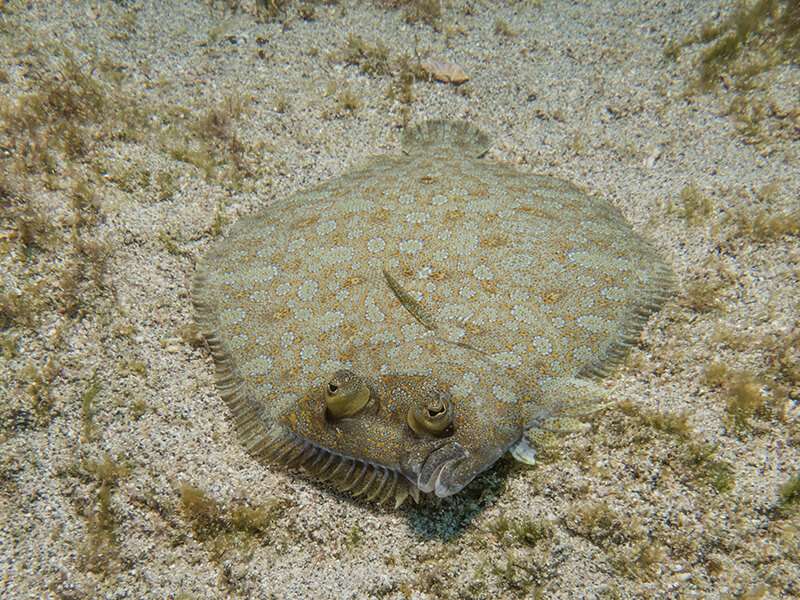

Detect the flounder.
xmin=192 ymin=120 xmax=673 ymax=507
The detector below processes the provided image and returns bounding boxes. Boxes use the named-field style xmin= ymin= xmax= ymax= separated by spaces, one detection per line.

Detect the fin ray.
xmin=401 ymin=119 xmax=490 ymax=158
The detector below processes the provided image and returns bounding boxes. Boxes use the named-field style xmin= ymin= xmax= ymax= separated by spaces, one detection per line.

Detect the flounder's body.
xmin=193 ymin=121 xmax=673 ymax=506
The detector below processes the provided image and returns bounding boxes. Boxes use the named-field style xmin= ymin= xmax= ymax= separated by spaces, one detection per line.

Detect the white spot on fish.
xmin=533 ymin=335 xmax=552 ymax=355
xmin=321 ymin=359 xmax=348 ymax=373
xmin=399 ymin=239 xmax=423 ymax=254
xmin=401 ymin=323 xmax=424 ymax=341
xmin=318 ymin=310 xmax=344 ymax=332
xmin=300 ymin=345 xmax=318 ymax=362
xmin=227 ymin=333 xmax=248 ymax=351
xmin=243 ymin=356 xmax=273 ymax=376
xmin=440 ymin=303 xmax=474 ymax=322
xmin=367 ymin=238 xmax=385 ymax=253
xmin=453 ymin=233 xmax=479 ymax=255
xmin=287 ymin=238 xmax=306 ymax=252
xmin=320 ymin=246 xmax=354 ymax=264
xmin=370 ymin=331 xmax=397 ymax=344
xmin=491 ymin=352 xmax=522 ymax=368
xmin=576 ymin=314 xmax=607 ymax=333
xmin=365 ymin=297 xmax=385 ymax=323
xmin=297 ymin=279 xmax=318 ymax=302
xmin=254 ymin=265 xmax=279 ymax=283
xmin=452 ymin=371 xmax=478 ymax=397
xmin=294 ymin=307 xmax=312 ymax=322
xmin=473 ymin=265 xmax=493 ymax=280
xmin=219 ymin=307 xmax=245 ymax=326
xmin=281 ymin=331 xmax=295 ymax=348
xmin=406 ymin=212 xmax=429 ymax=224
xmin=511 ymin=304 xmax=538 ymax=325
xmin=316 ymin=220 xmax=337 ymax=236
xmin=255 ymin=382 xmax=274 ymax=395
xmin=493 ymin=385 xmax=517 ymax=404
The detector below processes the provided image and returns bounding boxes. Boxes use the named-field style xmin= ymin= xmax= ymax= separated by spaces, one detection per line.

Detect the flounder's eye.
xmin=324 ymin=370 xmax=370 ymax=420
xmin=407 ymin=392 xmax=454 ymax=438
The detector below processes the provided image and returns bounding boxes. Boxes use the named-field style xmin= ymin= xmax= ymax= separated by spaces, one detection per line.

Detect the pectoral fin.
xmin=537 ymin=416 xmax=592 ymax=434
xmin=514 ymin=377 xmax=615 ymax=459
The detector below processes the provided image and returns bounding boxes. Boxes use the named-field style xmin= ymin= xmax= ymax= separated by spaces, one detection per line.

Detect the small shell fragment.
xmin=421 ymin=59 xmax=469 ymax=84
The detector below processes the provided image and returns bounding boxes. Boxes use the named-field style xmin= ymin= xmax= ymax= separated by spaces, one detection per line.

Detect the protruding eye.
xmin=407 ymin=391 xmax=454 ymax=438
xmin=324 ymin=370 xmax=370 ymax=420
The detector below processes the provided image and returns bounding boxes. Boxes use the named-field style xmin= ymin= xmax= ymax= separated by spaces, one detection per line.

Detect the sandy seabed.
xmin=1 ymin=1 xmax=798 ymax=598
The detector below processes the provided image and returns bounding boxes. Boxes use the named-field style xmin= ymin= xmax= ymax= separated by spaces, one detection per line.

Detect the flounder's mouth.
xmin=415 ymin=440 xmax=469 ymax=498
xmin=254 ymin=430 xmax=420 ymax=508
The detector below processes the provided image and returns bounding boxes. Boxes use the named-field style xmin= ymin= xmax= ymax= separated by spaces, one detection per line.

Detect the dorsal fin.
xmin=401 ymin=119 xmax=491 ymax=158
xmin=192 ymin=267 xmax=286 ymax=456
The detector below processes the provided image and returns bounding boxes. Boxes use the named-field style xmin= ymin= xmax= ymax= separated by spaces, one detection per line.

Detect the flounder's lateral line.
xmin=382 ymin=268 xmax=438 ymax=331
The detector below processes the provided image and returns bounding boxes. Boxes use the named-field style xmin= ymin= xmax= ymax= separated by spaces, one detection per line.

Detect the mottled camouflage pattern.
xmin=193 ymin=120 xmax=673 ymax=506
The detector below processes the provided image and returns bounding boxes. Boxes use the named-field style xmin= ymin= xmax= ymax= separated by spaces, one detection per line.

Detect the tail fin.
xmin=401 ymin=119 xmax=491 ymax=158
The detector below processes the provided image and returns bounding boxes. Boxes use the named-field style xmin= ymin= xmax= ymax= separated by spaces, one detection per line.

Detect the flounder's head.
xmin=273 ymin=368 xmax=523 ymax=506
